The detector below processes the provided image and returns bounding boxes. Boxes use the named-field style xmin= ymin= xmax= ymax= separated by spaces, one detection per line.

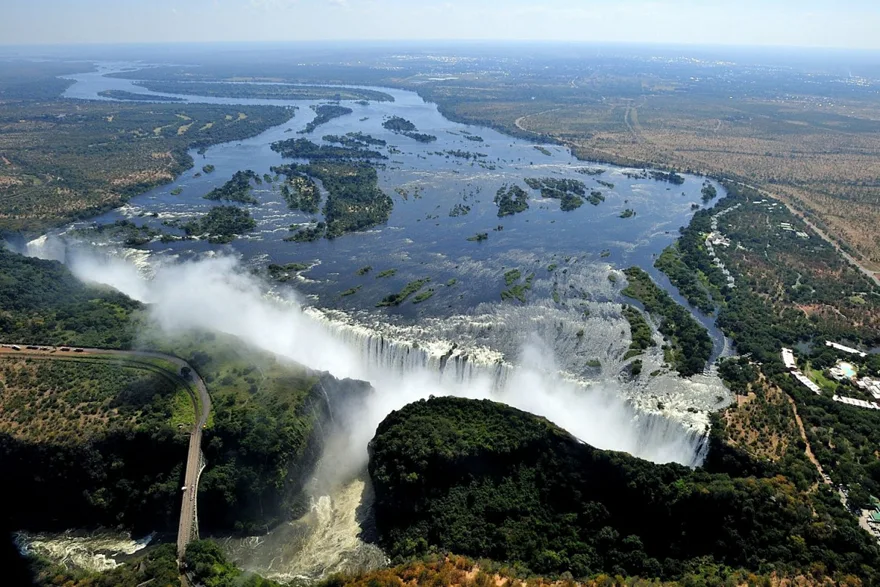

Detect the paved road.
xmin=0 ymin=343 xmax=211 ymax=560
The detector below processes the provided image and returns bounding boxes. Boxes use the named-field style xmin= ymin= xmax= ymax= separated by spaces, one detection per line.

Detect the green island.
xmin=182 ymin=205 xmax=257 ymax=244
xmin=621 ymin=267 xmax=712 ymax=377
xmin=443 ymin=149 xmax=487 ymax=160
xmin=701 ymin=181 xmax=717 ymax=203
xmin=72 ymin=219 xmax=167 ymax=247
xmin=280 ymin=173 xmax=322 ymax=214
xmin=135 ymin=80 xmax=394 ymax=102
xmin=356 ymin=265 xmax=373 ymax=275
xmin=412 ymin=289 xmax=435 ymax=304
xmin=97 ymin=89 xmax=184 ymax=102
xmin=466 ymin=232 xmax=488 ymax=242
xmin=322 ymin=131 xmax=387 ymax=148
xmin=620 ymin=208 xmax=635 ymax=218
xmin=621 ymin=304 xmax=656 ymax=360
xmin=576 ymin=167 xmax=605 ymax=176
xmin=494 ymin=184 xmax=529 ymax=216
xmin=300 ymin=104 xmax=353 ymax=134
xmin=274 ymin=161 xmax=392 ymax=238
xmin=587 ymin=190 xmax=605 ymax=205
xmin=271 ymin=137 xmax=386 ymax=161
xmin=341 ymin=285 xmax=362 ymax=297
xmin=533 ymin=145 xmax=552 ymax=156
xmin=368 ymin=396 xmax=880 ymax=582
xmin=654 ymin=243 xmax=716 ymax=315
xmin=597 ymin=180 xmax=615 ymax=189
xmin=202 ymin=164 xmax=215 ymax=173
xmin=649 ymin=170 xmax=686 ymax=184
xmin=267 ymin=262 xmax=309 ymax=282
xmin=377 ymin=278 xmax=431 ymax=307
xmin=285 ymin=221 xmax=326 ymax=242
xmin=170 ymin=186 xmax=183 ymax=195
xmin=376 ymin=268 xmax=397 ymax=278
xmin=449 ymin=203 xmax=471 ymax=217
xmin=203 ymin=169 xmax=261 ymax=205
xmin=524 ymin=177 xmax=586 ymax=211
xmin=383 ymin=116 xmax=437 ymax=143
xmin=501 ymin=271 xmax=535 ymax=303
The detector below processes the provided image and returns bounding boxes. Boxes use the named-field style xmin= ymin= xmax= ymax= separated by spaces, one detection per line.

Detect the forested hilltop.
xmin=369 ymin=397 xmax=880 ymax=582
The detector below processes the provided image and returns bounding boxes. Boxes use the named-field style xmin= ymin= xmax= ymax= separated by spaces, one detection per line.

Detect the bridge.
xmin=0 ymin=343 xmax=212 ymax=561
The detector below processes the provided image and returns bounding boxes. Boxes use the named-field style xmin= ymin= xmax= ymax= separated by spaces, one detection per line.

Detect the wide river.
xmin=58 ymin=62 xmax=730 ymax=391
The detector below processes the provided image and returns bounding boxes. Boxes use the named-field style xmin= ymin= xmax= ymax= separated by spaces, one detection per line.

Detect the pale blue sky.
xmin=3 ymin=0 xmax=880 ymax=48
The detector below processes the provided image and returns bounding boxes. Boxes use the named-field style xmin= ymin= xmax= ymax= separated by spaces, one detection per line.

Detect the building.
xmin=833 ymin=395 xmax=880 ymax=410
xmin=825 ymin=341 xmax=867 ymax=358
xmin=781 ymin=348 xmax=797 ymax=371
xmin=795 ymin=372 xmax=822 ymax=395
xmin=856 ymin=377 xmax=880 ymax=401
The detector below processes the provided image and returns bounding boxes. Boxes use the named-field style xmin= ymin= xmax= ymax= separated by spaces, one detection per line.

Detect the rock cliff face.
xmin=368 ymin=396 xmax=880 ymax=581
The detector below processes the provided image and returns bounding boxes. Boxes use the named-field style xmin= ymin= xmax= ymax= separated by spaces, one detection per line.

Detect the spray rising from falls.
xmin=46 ymin=245 xmax=710 ymax=470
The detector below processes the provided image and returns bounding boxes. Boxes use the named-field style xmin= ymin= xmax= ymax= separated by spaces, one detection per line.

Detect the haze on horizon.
xmin=3 ymin=0 xmax=880 ymax=50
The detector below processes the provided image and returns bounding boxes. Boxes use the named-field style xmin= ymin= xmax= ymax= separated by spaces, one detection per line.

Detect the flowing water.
xmin=19 ymin=62 xmax=734 ymax=580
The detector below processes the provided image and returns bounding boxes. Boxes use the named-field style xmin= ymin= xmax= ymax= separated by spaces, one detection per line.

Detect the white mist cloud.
xmin=49 ymin=246 xmax=704 ymax=489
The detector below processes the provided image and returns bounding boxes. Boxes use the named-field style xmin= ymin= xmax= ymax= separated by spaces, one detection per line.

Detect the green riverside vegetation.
xmin=621 ymin=267 xmax=712 ymax=377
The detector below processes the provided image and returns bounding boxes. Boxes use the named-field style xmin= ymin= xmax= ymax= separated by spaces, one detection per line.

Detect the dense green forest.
xmin=369 ymin=397 xmax=880 ymax=581
xmin=621 ymin=267 xmax=712 ymax=377
xmin=494 ymin=184 xmax=529 ymax=217
xmin=203 ymin=169 xmax=262 ymax=204
xmin=182 ymin=205 xmax=257 ymax=244
xmin=621 ymin=304 xmax=656 ymax=360
xmin=0 ymin=248 xmax=141 ymax=347
xmin=273 ymin=162 xmax=393 ymax=238
xmin=281 ymin=173 xmax=322 ymax=213
xmin=323 ymin=131 xmax=387 ymax=148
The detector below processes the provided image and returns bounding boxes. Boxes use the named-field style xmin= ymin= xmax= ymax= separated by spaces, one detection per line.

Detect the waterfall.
xmin=305 ymin=307 xmax=711 ymax=468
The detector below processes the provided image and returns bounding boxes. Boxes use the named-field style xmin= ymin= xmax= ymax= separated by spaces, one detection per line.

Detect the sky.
xmin=3 ymin=0 xmax=880 ymax=49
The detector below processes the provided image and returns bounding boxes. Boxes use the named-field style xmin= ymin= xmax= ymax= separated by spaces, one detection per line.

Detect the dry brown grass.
xmin=722 ymin=378 xmax=798 ymax=463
